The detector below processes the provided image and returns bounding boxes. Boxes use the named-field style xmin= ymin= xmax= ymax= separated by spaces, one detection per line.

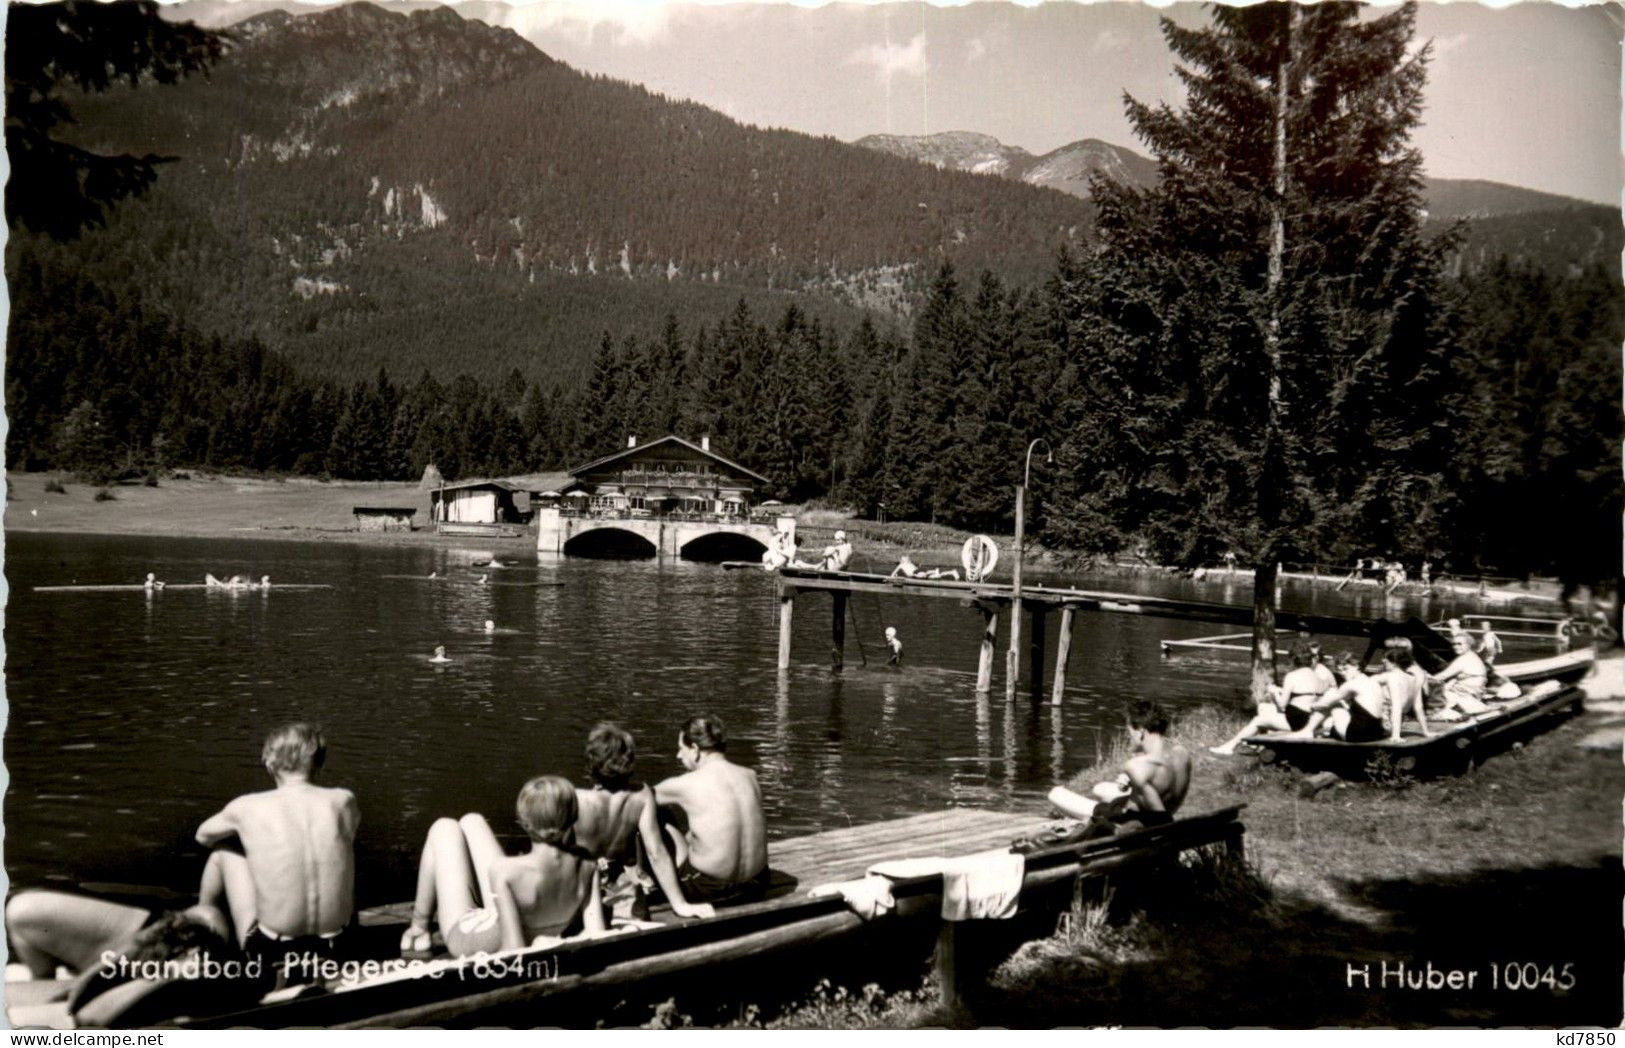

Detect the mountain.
xmin=33 ymin=2 xmax=1094 ymax=386
xmin=855 ymin=131 xmax=1621 ymax=274
xmin=854 ymin=132 xmax=1158 ymax=200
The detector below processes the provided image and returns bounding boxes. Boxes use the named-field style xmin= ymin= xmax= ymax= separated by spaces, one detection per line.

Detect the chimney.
xmin=627 ymin=435 xmax=637 ymax=449
xmin=701 ymin=435 xmax=710 ymax=452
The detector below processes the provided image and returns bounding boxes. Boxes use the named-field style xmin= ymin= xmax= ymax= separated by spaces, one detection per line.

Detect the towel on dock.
xmin=808 ymin=876 xmax=896 ymax=920
xmin=868 ymin=848 xmax=1026 ymax=921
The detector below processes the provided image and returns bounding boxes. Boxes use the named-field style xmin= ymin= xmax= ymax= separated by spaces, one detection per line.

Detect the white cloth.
xmin=868 ymin=848 xmax=1027 ymax=921
xmin=807 ymin=875 xmax=896 ymax=920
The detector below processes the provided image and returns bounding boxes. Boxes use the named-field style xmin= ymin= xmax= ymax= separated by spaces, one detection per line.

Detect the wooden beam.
xmin=777 ymin=586 xmax=795 ymax=670
xmin=1051 ymin=606 xmax=1075 ymax=706
xmin=934 ymin=919 xmax=961 ymax=1011
xmin=1028 ymin=606 xmax=1047 ymax=702
xmin=975 ymin=606 xmax=997 ymax=693
xmin=832 ymin=590 xmax=847 ymax=667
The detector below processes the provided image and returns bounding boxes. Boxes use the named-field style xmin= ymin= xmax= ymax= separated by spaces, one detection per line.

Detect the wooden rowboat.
xmin=1243 ymin=680 xmax=1586 ymax=776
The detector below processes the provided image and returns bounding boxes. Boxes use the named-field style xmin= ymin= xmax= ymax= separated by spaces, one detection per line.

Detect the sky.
xmin=170 ymin=0 xmax=1624 ymax=206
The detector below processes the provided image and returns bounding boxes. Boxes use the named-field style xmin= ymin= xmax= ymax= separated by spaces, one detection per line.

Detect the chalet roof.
xmin=569 ymin=436 xmax=770 ymax=486
xmin=432 ymin=472 xmax=580 ymax=495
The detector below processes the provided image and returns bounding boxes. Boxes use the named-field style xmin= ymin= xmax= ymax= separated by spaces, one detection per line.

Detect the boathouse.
xmin=537 ymin=435 xmax=789 ymax=558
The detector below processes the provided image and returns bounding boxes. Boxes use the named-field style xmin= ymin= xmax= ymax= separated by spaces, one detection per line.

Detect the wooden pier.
xmin=169 ymin=806 xmax=1247 ymax=1028
xmin=772 ymin=566 xmax=1383 ymax=704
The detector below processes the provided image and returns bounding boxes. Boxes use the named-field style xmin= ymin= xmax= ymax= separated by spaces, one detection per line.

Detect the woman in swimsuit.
xmin=1210 ymin=646 xmax=1327 ymax=755
xmin=400 ymin=776 xmax=603 ymax=958
xmin=1430 ymin=633 xmax=1489 ymax=717
xmin=1375 ymin=647 xmax=1431 ymax=742
xmin=1291 ymin=654 xmax=1389 ymax=743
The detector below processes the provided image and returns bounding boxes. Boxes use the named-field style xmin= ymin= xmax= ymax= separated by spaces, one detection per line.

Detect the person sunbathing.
xmin=1287 ymin=654 xmax=1388 ymax=742
xmin=1430 ymin=632 xmax=1490 ymax=718
xmin=653 ymin=715 xmax=769 ymax=906
xmin=4 ymin=892 xmax=266 ymax=1028
xmin=195 ymin=724 xmax=358 ymax=976
xmin=572 ymin=723 xmax=714 ymax=922
xmin=1210 ymin=646 xmax=1327 ymax=755
xmin=1050 ymin=700 xmax=1191 ymax=826
xmin=890 ymin=556 xmax=959 ymax=580
xmin=400 ymin=776 xmax=604 ymax=959
xmin=1375 ymin=647 xmax=1432 ymax=741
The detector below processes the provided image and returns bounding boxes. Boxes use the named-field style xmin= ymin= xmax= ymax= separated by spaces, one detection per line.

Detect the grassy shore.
xmin=665 ymin=674 xmax=1625 ymax=1029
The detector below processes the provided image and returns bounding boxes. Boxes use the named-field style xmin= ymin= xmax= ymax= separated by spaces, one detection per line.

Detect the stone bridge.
xmin=535 ymin=508 xmax=795 ymax=560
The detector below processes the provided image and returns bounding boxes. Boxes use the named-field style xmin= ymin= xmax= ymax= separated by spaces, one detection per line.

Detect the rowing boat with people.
xmin=1242 ymin=679 xmax=1586 ymax=776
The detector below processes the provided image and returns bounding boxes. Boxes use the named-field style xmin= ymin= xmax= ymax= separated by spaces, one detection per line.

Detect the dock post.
xmin=1051 ymin=605 xmax=1075 ymax=706
xmin=934 ymin=921 xmax=962 ymax=1012
xmin=777 ymin=584 xmax=795 ymax=670
xmin=975 ymin=605 xmax=997 ymax=692
xmin=1028 ymin=606 xmax=1047 ymax=701
xmin=831 ymin=590 xmax=847 ymax=666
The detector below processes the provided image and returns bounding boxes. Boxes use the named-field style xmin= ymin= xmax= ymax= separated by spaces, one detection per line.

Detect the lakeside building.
xmin=538 ymin=435 xmax=790 ymax=558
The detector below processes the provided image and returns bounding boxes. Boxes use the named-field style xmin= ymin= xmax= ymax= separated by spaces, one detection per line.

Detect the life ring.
xmin=962 ymin=535 xmax=999 ymax=582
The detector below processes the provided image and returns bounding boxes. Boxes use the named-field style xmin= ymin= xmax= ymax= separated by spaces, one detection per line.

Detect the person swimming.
xmin=430 ymin=646 xmax=452 ymax=664
xmin=884 ymin=627 xmax=903 ymax=666
xmin=475 ymin=575 xmax=489 ymax=586
xmin=428 ymin=571 xmax=438 ymax=580
xmin=484 ymin=620 xmax=496 ymax=633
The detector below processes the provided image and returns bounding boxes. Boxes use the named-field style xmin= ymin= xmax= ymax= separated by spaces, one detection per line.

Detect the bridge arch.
xmin=679 ymin=531 xmax=769 ymax=563
xmin=563 ymin=526 xmax=659 ymax=559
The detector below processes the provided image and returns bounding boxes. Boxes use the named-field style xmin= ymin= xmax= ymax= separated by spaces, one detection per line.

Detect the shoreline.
xmin=4 ymin=472 xmax=1572 ymax=605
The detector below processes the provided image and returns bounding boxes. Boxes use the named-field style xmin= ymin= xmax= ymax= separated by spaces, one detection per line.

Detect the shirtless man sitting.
xmin=653 ymin=715 xmax=768 ymax=906
xmin=1049 ymin=700 xmax=1192 ymax=827
xmin=195 ymin=723 xmax=359 ymax=976
xmin=573 ymin=723 xmax=714 ymax=921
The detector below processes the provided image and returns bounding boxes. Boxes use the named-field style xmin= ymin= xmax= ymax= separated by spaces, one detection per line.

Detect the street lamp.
xmin=1006 ymin=437 xmax=1053 ymax=701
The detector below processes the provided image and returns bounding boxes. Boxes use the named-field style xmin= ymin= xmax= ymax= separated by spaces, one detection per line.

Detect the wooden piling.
xmin=777 ymin=586 xmax=795 ymax=670
xmin=831 ymin=590 xmax=847 ymax=667
xmin=1028 ymin=606 xmax=1047 ymax=701
xmin=1051 ymin=605 xmax=1075 ymax=706
xmin=975 ymin=605 xmax=997 ymax=693
xmin=934 ymin=920 xmax=961 ymax=1011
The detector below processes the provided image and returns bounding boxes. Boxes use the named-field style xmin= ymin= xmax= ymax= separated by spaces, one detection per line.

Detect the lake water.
xmin=2 ymin=531 xmax=1518 ymax=907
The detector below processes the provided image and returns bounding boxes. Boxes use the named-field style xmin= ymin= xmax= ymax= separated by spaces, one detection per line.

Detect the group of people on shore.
xmin=8 ymin=717 xmax=768 ymax=1022
xmin=1208 ymin=624 xmax=1520 ymax=755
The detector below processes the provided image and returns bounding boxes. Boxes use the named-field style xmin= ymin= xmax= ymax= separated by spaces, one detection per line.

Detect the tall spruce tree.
xmin=1068 ymin=2 xmax=1450 ymax=701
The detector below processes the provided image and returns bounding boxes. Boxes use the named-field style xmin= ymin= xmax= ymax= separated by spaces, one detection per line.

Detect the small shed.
xmin=354 ymin=506 xmax=418 ymax=532
xmin=430 ymin=479 xmax=532 ymax=525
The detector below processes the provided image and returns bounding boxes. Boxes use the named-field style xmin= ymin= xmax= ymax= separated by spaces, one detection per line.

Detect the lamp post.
xmin=1006 ymin=438 xmax=1053 ymax=701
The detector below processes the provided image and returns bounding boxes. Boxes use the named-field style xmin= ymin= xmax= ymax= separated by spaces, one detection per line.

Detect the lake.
xmin=3 ymin=531 xmax=1501 ymax=907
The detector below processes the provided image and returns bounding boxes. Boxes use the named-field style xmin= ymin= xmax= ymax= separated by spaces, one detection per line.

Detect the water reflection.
xmin=5 ymin=532 xmax=1493 ymax=903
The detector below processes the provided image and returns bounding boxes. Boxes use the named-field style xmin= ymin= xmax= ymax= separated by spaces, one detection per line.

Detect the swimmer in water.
xmin=257 ymin=575 xmax=271 ymax=589
xmin=428 ymin=571 xmax=438 ymax=580
xmin=475 ymin=575 xmax=489 ymax=586
xmin=430 ymin=646 xmax=452 ymax=665
xmin=484 ymin=620 xmax=496 ymax=633
xmin=885 ymin=627 xmax=903 ymax=667
xmin=144 ymin=572 xmax=166 ymax=591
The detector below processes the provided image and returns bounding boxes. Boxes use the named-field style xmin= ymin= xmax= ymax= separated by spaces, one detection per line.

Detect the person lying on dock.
xmin=573 ymin=723 xmax=715 ymax=922
xmin=400 ymin=776 xmax=604 ymax=959
xmin=4 ymin=892 xmax=268 ymax=1028
xmin=195 ymin=723 xmax=359 ymax=975
xmin=1285 ymin=654 xmax=1389 ymax=742
xmin=653 ymin=715 xmax=769 ymax=906
xmin=890 ymin=555 xmax=960 ymax=581
xmin=1050 ymin=700 xmax=1190 ymax=826
xmin=1209 ymin=646 xmax=1327 ymax=755
xmin=1429 ymin=633 xmax=1490 ymax=718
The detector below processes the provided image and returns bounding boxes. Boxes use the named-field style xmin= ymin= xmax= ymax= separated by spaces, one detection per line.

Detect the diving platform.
xmin=768 ymin=566 xmax=1429 ymax=703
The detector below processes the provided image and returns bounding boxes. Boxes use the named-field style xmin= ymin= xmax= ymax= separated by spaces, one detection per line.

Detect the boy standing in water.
xmin=195 ymin=723 xmax=359 ymax=974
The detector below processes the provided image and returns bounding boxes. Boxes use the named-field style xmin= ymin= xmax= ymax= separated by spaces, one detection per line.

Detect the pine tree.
xmin=1069 ymin=1 xmax=1450 ymax=702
